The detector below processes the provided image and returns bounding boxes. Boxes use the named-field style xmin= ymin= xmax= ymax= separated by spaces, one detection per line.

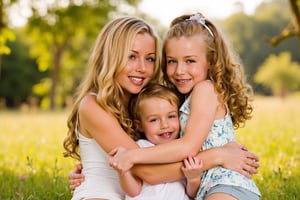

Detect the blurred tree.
xmin=0 ymin=0 xmax=17 ymax=78
xmin=0 ymin=31 xmax=47 ymax=107
xmin=221 ymin=0 xmax=298 ymax=94
xmin=265 ymin=0 xmax=300 ymax=46
xmin=24 ymin=0 xmax=140 ymax=110
xmin=254 ymin=52 xmax=300 ymax=97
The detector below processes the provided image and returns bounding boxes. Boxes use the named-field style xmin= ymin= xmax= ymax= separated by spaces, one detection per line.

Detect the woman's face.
xmin=165 ymin=35 xmax=210 ymax=95
xmin=117 ymin=33 xmax=156 ymax=95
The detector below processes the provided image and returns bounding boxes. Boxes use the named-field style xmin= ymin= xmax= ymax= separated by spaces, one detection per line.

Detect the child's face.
xmin=117 ymin=33 xmax=156 ymax=96
xmin=165 ymin=35 xmax=210 ymax=94
xmin=135 ymin=97 xmax=180 ymax=145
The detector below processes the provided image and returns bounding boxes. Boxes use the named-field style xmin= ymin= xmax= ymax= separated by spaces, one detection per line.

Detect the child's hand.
xmin=181 ymin=156 xmax=204 ymax=181
xmin=109 ymin=147 xmax=135 ymax=174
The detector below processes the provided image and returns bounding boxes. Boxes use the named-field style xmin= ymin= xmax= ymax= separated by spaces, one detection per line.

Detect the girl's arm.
xmin=110 ymin=82 xmax=219 ymax=168
xmin=132 ymin=141 xmax=259 ymax=185
xmin=69 ymin=142 xmax=259 ymax=189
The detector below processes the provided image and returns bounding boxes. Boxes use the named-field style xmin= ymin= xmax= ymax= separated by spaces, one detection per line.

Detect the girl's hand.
xmin=109 ymin=147 xmax=135 ymax=174
xmin=69 ymin=163 xmax=84 ymax=194
xmin=221 ymin=142 xmax=259 ymax=178
xmin=181 ymin=156 xmax=204 ymax=181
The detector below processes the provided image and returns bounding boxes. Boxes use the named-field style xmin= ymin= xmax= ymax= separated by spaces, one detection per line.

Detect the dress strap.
xmin=75 ymin=92 xmax=97 ymax=139
xmin=75 ymin=111 xmax=80 ymax=139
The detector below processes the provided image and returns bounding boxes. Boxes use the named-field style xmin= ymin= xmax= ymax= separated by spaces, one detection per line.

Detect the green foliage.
xmin=254 ymin=52 xmax=300 ymax=97
xmin=0 ymin=96 xmax=299 ymax=199
xmin=23 ymin=0 xmax=141 ymax=109
xmin=0 ymin=31 xmax=47 ymax=107
xmin=0 ymin=28 xmax=15 ymax=55
xmin=221 ymin=0 xmax=298 ymax=92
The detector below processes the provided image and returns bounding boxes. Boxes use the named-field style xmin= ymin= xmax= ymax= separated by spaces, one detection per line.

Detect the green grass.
xmin=0 ymin=96 xmax=299 ymax=199
xmin=236 ymin=96 xmax=300 ymax=200
xmin=0 ymin=110 xmax=76 ymax=199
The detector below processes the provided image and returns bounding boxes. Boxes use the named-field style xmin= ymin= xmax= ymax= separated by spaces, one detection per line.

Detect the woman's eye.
xmin=129 ymin=55 xmax=136 ymax=60
xmin=146 ymin=57 xmax=155 ymax=62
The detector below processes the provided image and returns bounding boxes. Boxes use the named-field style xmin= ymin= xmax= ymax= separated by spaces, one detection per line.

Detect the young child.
xmin=110 ymin=12 xmax=261 ymax=200
xmin=110 ymin=83 xmax=204 ymax=199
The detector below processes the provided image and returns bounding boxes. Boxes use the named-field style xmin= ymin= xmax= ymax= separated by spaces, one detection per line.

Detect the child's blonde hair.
xmin=162 ymin=12 xmax=253 ymax=128
xmin=63 ymin=16 xmax=161 ymax=160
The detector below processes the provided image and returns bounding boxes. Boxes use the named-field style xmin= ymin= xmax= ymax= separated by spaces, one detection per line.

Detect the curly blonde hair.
xmin=63 ymin=16 xmax=161 ymax=160
xmin=161 ymin=12 xmax=253 ymax=129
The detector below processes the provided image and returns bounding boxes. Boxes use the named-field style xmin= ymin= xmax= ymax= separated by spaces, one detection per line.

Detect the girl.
xmin=114 ymin=83 xmax=203 ymax=199
xmin=110 ymin=13 xmax=261 ymax=200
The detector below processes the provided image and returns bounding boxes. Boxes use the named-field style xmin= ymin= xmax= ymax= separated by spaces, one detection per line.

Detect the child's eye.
xmin=150 ymin=118 xmax=158 ymax=123
xmin=168 ymin=114 xmax=177 ymax=119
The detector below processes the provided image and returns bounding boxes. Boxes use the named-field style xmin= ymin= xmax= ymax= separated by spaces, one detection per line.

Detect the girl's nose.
xmin=175 ymin=62 xmax=185 ymax=75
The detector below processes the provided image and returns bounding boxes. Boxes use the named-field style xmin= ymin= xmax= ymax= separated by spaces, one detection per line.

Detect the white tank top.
xmin=72 ymin=93 xmax=124 ymax=200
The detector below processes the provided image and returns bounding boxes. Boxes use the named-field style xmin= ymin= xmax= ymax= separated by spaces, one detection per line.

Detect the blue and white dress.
xmin=179 ymin=94 xmax=261 ymax=200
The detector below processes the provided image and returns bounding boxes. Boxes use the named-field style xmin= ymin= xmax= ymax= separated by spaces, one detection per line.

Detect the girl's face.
xmin=165 ymin=35 xmax=210 ymax=94
xmin=135 ymin=97 xmax=180 ymax=145
xmin=117 ymin=33 xmax=156 ymax=95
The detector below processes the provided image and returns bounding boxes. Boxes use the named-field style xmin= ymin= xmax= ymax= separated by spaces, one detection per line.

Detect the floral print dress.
xmin=179 ymin=95 xmax=261 ymax=200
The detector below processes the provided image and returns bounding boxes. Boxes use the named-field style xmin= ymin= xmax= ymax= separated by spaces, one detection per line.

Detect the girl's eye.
xmin=186 ymin=59 xmax=195 ymax=64
xmin=167 ymin=59 xmax=176 ymax=64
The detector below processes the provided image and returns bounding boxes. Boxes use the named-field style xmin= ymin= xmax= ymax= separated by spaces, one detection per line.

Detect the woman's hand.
xmin=69 ymin=163 xmax=84 ymax=194
xmin=221 ymin=142 xmax=259 ymax=178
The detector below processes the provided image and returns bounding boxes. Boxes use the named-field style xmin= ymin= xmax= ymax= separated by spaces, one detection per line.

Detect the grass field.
xmin=0 ymin=95 xmax=299 ymax=199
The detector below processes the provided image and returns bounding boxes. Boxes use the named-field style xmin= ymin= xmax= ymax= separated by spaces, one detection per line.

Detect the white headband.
xmin=186 ymin=13 xmax=214 ymax=38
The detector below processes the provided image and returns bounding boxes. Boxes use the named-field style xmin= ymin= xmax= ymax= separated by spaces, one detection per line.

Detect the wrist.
xmin=214 ymin=146 xmax=224 ymax=166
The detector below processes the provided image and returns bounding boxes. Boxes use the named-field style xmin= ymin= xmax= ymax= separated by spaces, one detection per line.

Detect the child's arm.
xmin=181 ymin=157 xmax=204 ymax=198
xmin=110 ymin=147 xmax=143 ymax=197
xmin=117 ymin=170 xmax=143 ymax=197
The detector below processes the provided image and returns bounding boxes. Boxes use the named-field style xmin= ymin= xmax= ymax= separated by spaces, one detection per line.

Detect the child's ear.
xmin=134 ymin=119 xmax=144 ymax=132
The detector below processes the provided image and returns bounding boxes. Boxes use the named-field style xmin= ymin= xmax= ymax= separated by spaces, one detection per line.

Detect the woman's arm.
xmin=69 ymin=142 xmax=259 ymax=188
xmin=79 ymin=95 xmax=139 ymax=152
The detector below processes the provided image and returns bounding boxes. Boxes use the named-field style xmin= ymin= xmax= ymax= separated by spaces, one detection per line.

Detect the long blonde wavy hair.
xmin=63 ymin=16 xmax=161 ymax=160
xmin=161 ymin=12 xmax=253 ymax=129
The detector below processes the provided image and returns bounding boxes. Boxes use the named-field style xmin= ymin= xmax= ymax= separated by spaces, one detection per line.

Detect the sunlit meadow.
xmin=0 ymin=95 xmax=299 ymax=199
